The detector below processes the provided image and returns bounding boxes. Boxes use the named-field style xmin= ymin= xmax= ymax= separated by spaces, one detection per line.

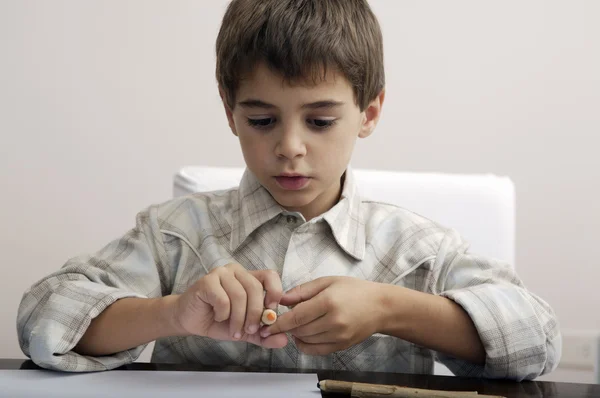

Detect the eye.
xmin=307 ymin=118 xmax=337 ymax=130
xmin=246 ymin=117 xmax=276 ymax=129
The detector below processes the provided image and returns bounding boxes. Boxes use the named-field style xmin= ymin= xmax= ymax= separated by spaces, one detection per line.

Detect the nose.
xmin=275 ymin=124 xmax=307 ymax=160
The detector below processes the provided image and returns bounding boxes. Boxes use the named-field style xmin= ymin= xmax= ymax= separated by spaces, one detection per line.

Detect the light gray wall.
xmin=1 ymin=0 xmax=598 ymax=381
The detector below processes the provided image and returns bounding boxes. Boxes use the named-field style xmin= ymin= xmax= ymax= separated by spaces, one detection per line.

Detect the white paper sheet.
xmin=0 ymin=370 xmax=320 ymax=398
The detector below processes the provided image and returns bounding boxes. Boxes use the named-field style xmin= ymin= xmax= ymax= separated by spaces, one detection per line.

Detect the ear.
xmin=219 ymin=87 xmax=238 ymax=136
xmin=359 ymin=89 xmax=385 ymax=138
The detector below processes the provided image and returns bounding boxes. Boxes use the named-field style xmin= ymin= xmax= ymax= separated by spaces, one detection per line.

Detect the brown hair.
xmin=216 ymin=0 xmax=384 ymax=111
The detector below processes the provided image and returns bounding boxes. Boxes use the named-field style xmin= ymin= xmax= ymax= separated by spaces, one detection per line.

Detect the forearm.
xmin=378 ymin=284 xmax=485 ymax=365
xmin=75 ymin=295 xmax=182 ymax=356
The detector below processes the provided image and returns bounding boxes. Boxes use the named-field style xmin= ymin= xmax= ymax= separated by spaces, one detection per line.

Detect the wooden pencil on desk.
xmin=317 ymin=380 xmax=507 ymax=398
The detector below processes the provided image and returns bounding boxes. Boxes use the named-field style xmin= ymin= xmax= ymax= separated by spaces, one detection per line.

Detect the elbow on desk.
xmin=487 ymin=329 xmax=563 ymax=382
xmin=537 ymin=330 xmax=562 ymax=378
xmin=25 ymin=322 xmax=65 ymax=371
xmin=445 ymin=325 xmax=563 ymax=381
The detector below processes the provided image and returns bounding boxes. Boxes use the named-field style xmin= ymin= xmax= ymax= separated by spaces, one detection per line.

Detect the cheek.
xmin=311 ymin=136 xmax=356 ymax=179
xmin=320 ymin=126 xmax=359 ymax=159
xmin=238 ymin=133 xmax=271 ymax=165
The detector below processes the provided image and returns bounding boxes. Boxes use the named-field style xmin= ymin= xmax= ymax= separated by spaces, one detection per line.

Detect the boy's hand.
xmin=261 ymin=277 xmax=385 ymax=355
xmin=171 ymin=263 xmax=288 ymax=349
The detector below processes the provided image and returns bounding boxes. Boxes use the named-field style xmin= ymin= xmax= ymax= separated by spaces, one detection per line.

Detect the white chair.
xmin=172 ymin=166 xmax=516 ymax=375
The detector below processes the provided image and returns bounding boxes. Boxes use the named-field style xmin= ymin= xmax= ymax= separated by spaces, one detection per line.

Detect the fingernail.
xmin=234 ymin=332 xmax=242 ymax=340
xmin=260 ymin=330 xmax=271 ymax=338
xmin=268 ymin=302 xmax=278 ymax=310
xmin=248 ymin=324 xmax=258 ymax=334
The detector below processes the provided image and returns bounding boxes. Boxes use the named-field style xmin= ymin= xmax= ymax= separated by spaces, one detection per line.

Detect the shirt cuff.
xmin=27 ymin=281 xmax=147 ymax=372
xmin=438 ymin=286 xmax=553 ymax=380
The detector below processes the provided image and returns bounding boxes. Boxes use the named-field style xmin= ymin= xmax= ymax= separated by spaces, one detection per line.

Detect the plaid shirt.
xmin=17 ymin=169 xmax=560 ymax=379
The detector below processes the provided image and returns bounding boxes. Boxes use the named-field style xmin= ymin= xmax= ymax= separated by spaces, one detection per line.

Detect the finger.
xmin=262 ymin=298 xmax=325 ymax=336
xmin=199 ymin=274 xmax=231 ymax=322
xmin=261 ymin=333 xmax=289 ymax=349
xmin=244 ymin=332 xmax=289 ymax=349
xmin=234 ymin=269 xmax=264 ymax=335
xmin=287 ymin=314 xmax=329 ymax=337
xmin=293 ymin=331 xmax=338 ymax=345
xmin=293 ymin=336 xmax=340 ymax=356
xmin=251 ymin=270 xmax=283 ymax=310
xmin=279 ymin=277 xmax=333 ymax=307
xmin=219 ymin=272 xmax=247 ymax=339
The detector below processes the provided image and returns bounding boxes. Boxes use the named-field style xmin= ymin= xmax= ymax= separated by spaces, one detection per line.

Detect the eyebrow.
xmin=237 ymin=99 xmax=345 ymax=110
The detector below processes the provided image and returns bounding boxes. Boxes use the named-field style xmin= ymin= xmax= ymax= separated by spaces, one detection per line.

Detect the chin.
xmin=270 ymin=189 xmax=315 ymax=209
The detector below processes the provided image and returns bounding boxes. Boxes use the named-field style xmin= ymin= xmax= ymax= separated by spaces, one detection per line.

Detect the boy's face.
xmin=222 ymin=63 xmax=383 ymax=220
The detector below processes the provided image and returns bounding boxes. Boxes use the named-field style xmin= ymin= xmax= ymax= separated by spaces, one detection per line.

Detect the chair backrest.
xmin=174 ymin=166 xmax=516 ymax=265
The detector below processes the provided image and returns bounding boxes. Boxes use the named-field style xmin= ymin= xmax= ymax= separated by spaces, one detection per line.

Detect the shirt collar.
xmin=230 ymin=167 xmax=366 ymax=261
xmin=322 ymin=167 xmax=366 ymax=261
xmin=229 ymin=169 xmax=284 ymax=252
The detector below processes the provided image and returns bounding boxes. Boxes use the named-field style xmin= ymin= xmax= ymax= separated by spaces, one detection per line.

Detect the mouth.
xmin=274 ymin=174 xmax=311 ymax=190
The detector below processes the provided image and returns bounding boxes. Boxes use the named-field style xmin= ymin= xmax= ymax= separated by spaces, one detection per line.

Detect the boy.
xmin=17 ymin=0 xmax=560 ymax=380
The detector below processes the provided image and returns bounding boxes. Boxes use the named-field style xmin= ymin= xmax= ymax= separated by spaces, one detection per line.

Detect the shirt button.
xmin=286 ymin=215 xmax=296 ymax=223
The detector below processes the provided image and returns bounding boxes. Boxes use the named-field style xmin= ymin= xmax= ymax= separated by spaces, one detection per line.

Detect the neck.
xmin=292 ymin=173 xmax=345 ymax=221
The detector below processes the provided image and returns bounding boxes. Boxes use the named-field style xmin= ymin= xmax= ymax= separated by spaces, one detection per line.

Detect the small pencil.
xmin=261 ymin=309 xmax=277 ymax=325
xmin=317 ymin=380 xmax=507 ymax=398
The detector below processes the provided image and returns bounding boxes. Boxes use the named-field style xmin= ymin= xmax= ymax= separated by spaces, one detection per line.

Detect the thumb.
xmin=244 ymin=332 xmax=289 ymax=349
xmin=279 ymin=277 xmax=333 ymax=307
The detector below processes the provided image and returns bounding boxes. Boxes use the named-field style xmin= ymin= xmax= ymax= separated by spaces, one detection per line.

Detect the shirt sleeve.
xmin=430 ymin=229 xmax=561 ymax=381
xmin=16 ymin=206 xmax=173 ymax=372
